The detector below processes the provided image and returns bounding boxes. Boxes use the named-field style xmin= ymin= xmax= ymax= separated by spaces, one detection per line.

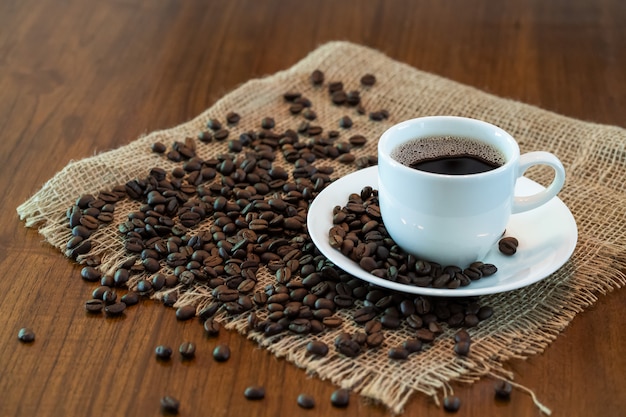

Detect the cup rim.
xmin=378 ymin=116 xmax=520 ymax=179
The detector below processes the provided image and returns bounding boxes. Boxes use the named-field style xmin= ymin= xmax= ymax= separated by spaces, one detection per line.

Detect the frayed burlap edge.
xmin=18 ymin=41 xmax=626 ymax=414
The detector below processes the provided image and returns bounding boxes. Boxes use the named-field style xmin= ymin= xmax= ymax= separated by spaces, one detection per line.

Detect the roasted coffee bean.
xmin=415 ymin=328 xmax=435 ymax=342
xmin=454 ymin=340 xmax=471 ymax=356
xmin=494 ymin=380 xmax=513 ymax=399
xmin=365 ymin=332 xmax=384 ymax=347
xmin=261 ymin=117 xmax=275 ymax=129
xmin=135 ymin=279 xmax=152 ymax=295
xmin=212 ymin=344 xmax=231 ymax=362
xmin=364 ymin=319 xmax=383 ymax=334
xmin=155 ymin=345 xmax=173 ymax=360
xmin=402 ymin=338 xmax=422 ymax=353
xmin=360 ymin=73 xmax=376 ymax=86
xmin=81 ymin=266 xmax=101 ymax=282
xmin=454 ymin=329 xmax=471 ymax=343
xmin=339 ymin=116 xmax=353 ymax=128
xmin=480 ymin=263 xmax=498 ymax=276
xmin=499 ymin=236 xmax=519 ymax=255
xmin=244 ymin=385 xmax=265 ymax=400
xmin=297 ymin=393 xmax=316 ymax=409
xmin=104 ymin=302 xmax=126 ymax=316
xmin=477 ymin=306 xmax=494 ymax=320
xmin=310 ymin=69 xmax=324 ymax=85
xmin=203 ymin=318 xmax=221 ymax=336
xmin=85 ymin=299 xmax=104 ymax=313
xmin=17 ymin=328 xmax=35 ymax=343
xmin=353 ymin=306 xmax=376 ymax=323
xmin=406 ymin=314 xmax=424 ymax=329
xmin=443 ymin=395 xmax=461 ymax=412
xmin=380 ymin=314 xmax=401 ymax=329
xmin=226 ymin=111 xmax=241 ymax=124
xmin=175 ymin=305 xmax=196 ymax=321
xmin=160 ymin=395 xmax=180 ymax=414
xmin=337 ymin=338 xmax=361 ymax=357
xmin=330 ymin=389 xmax=350 ymax=408
xmin=121 ymin=291 xmax=139 ymax=306
xmin=306 ymin=340 xmax=329 ymax=357
xmin=322 ymin=316 xmax=343 ymax=328
xmin=179 ymin=341 xmax=196 ymax=359
xmin=289 ymin=318 xmax=312 ymax=334
xmin=388 ymin=347 xmax=409 ymax=360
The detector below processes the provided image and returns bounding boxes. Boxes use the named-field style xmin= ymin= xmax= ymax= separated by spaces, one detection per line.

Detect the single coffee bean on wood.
xmin=244 ymin=385 xmax=265 ymax=400
xmin=17 ymin=328 xmax=35 ymax=343
xmin=297 ymin=394 xmax=316 ymax=409
xmin=179 ymin=342 xmax=196 ymax=359
xmin=495 ymin=380 xmax=513 ymax=399
xmin=160 ymin=396 xmax=180 ymax=414
xmin=155 ymin=345 xmax=173 ymax=360
xmin=104 ymin=302 xmax=126 ymax=316
xmin=443 ymin=395 xmax=461 ymax=412
xmin=330 ymin=389 xmax=350 ymax=408
xmin=213 ymin=344 xmax=231 ymax=362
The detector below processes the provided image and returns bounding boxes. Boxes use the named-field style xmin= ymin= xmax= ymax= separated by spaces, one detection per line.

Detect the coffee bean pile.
xmin=58 ymin=69 xmax=513 ymax=414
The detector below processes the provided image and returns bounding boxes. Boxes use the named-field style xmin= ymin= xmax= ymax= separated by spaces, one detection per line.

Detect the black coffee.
xmin=392 ymin=136 xmax=505 ymax=175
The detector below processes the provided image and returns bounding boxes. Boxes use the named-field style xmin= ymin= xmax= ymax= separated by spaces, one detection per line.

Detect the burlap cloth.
xmin=18 ymin=42 xmax=626 ymax=414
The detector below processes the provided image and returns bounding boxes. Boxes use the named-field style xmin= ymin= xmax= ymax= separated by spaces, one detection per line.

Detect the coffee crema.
xmin=391 ymin=136 xmax=505 ymax=175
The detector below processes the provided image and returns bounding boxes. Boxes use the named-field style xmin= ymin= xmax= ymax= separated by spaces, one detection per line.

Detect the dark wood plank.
xmin=1 ymin=0 xmax=624 ymax=416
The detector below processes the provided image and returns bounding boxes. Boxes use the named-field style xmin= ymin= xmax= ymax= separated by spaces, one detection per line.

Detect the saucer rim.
xmin=307 ymin=166 xmax=578 ymax=297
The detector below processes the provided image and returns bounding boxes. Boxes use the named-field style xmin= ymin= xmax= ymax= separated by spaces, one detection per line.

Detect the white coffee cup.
xmin=377 ymin=116 xmax=565 ymax=267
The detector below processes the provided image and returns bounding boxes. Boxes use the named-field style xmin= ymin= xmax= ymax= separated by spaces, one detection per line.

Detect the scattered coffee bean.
xmin=120 ymin=291 xmax=139 ymax=306
xmin=244 ymin=385 xmax=265 ymax=400
xmin=17 ymin=328 xmax=35 ymax=343
xmin=495 ymin=380 xmax=513 ymax=399
xmin=454 ymin=340 xmax=471 ymax=356
xmin=388 ymin=347 xmax=409 ymax=360
xmin=85 ymin=299 xmax=104 ymax=313
xmin=443 ymin=395 xmax=461 ymax=412
xmin=203 ymin=318 xmax=220 ymax=336
xmin=339 ymin=116 xmax=353 ymax=128
xmin=226 ymin=111 xmax=241 ymax=125
xmin=499 ymin=236 xmax=519 ymax=255
xmin=155 ymin=345 xmax=173 ymax=360
xmin=360 ymin=74 xmax=376 ymax=86
xmin=310 ymin=69 xmax=324 ymax=85
xmin=306 ymin=340 xmax=329 ymax=357
xmin=213 ymin=344 xmax=231 ymax=362
xmin=175 ymin=305 xmax=196 ymax=321
xmin=330 ymin=389 xmax=350 ymax=408
xmin=104 ymin=302 xmax=126 ymax=316
xmin=179 ymin=341 xmax=196 ymax=359
xmin=160 ymin=395 xmax=180 ymax=414
xmin=297 ymin=393 xmax=316 ymax=409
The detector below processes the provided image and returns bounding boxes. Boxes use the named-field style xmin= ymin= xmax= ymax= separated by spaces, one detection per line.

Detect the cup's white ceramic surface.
xmin=377 ymin=116 xmax=565 ymax=267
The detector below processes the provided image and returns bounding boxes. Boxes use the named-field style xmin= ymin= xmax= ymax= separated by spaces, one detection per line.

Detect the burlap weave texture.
xmin=18 ymin=42 xmax=626 ymax=414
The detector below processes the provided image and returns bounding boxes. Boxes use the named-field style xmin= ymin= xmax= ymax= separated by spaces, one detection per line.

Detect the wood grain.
xmin=1 ymin=0 xmax=624 ymax=416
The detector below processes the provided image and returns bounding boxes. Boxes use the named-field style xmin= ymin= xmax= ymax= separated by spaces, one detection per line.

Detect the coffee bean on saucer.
xmin=17 ymin=328 xmax=35 ymax=343
xmin=499 ymin=237 xmax=519 ymax=255
xmin=330 ymin=389 xmax=350 ymax=408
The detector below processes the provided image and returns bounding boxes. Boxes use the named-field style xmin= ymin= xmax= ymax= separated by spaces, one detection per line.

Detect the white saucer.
xmin=307 ymin=166 xmax=578 ymax=297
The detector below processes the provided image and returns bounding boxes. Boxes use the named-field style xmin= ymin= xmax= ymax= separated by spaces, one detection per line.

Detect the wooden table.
xmin=1 ymin=1 xmax=624 ymax=416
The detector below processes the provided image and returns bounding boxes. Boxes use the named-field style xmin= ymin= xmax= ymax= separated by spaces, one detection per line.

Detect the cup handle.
xmin=512 ymin=151 xmax=566 ymax=214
